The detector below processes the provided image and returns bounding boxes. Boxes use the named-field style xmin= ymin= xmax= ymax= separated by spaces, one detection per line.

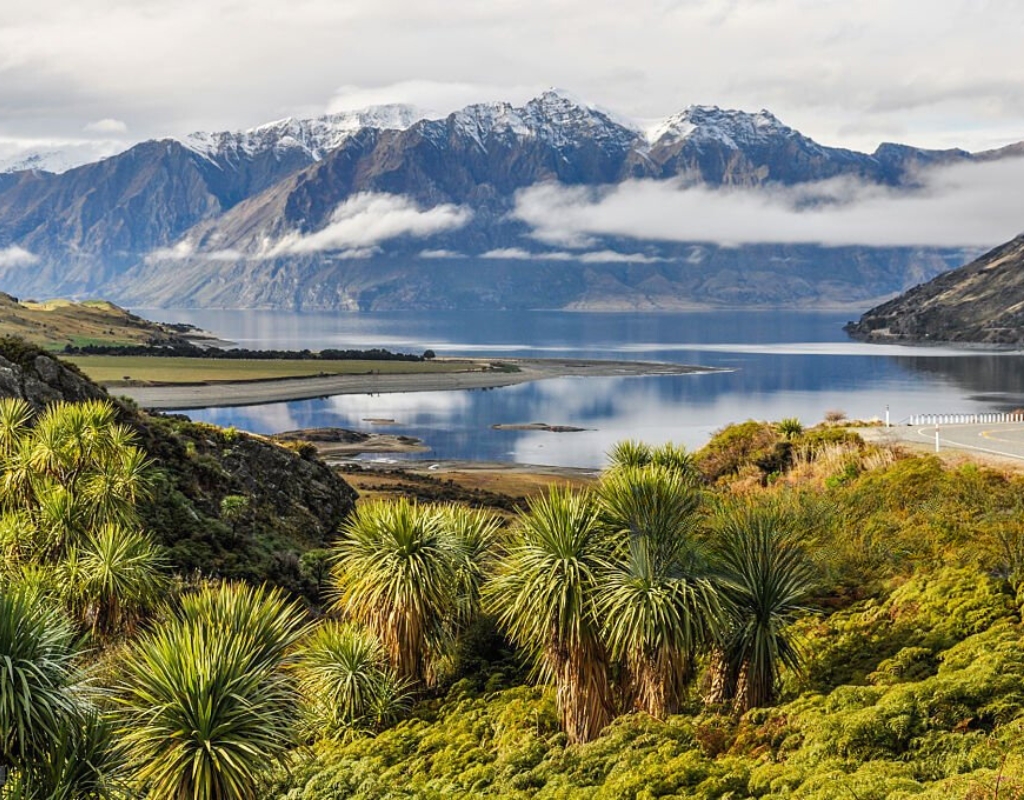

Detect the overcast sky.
xmin=2 ymin=0 xmax=1024 ymax=157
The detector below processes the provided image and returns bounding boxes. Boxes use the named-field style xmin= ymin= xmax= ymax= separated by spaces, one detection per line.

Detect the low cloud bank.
xmin=265 ymin=193 xmax=472 ymax=257
xmin=149 ymin=193 xmax=473 ymax=262
xmin=513 ymin=158 xmax=1024 ymax=249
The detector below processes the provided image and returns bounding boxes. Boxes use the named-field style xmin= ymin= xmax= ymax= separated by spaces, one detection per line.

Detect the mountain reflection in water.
xmin=134 ymin=308 xmax=1024 ymax=468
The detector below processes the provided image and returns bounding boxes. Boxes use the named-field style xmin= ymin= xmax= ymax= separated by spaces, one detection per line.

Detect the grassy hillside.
xmin=0 ymin=293 xmax=197 ymax=349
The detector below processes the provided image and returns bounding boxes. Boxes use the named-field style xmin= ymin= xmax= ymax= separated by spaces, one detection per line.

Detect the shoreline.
xmin=111 ymin=357 xmax=726 ymax=410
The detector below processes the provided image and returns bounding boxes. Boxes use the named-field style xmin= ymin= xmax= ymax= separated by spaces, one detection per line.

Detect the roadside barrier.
xmin=907 ymin=413 xmax=1024 ymax=425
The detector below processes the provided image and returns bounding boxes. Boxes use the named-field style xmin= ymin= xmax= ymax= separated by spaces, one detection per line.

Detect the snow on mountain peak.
xmin=180 ymin=103 xmax=428 ymax=163
xmin=445 ymin=89 xmax=642 ymax=150
xmin=646 ymin=105 xmax=794 ymax=147
xmin=1 ymin=94 xmax=807 ymax=178
xmin=0 ymin=139 xmax=131 ymax=175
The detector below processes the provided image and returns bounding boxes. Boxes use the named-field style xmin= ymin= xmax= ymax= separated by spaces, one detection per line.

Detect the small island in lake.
xmin=491 ymin=422 xmax=589 ymax=432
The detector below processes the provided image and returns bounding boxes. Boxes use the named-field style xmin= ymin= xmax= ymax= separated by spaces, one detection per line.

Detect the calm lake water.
xmin=134 ymin=309 xmax=1024 ymax=469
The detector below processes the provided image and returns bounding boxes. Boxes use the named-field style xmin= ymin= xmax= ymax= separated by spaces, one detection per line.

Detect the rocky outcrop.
xmin=0 ymin=338 xmax=109 ymax=410
xmin=845 ymin=235 xmax=1024 ymax=345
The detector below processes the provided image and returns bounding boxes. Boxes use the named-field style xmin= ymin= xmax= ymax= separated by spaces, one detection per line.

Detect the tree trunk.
xmin=732 ymin=660 xmax=750 ymax=714
xmin=703 ymin=646 xmax=735 ymax=706
xmin=553 ymin=642 xmax=614 ymax=744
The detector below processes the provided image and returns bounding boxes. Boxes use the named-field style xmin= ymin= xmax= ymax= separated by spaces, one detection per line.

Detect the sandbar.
xmin=112 ymin=357 xmax=724 ymax=411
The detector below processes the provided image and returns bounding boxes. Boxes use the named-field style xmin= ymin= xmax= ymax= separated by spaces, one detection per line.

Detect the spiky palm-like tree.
xmin=0 ymin=399 xmax=152 ymax=563
xmin=62 ymin=524 xmax=167 ymax=639
xmin=708 ymin=501 xmax=817 ymax=712
xmin=13 ymin=707 xmax=128 ymax=800
xmin=596 ymin=466 xmax=722 ymax=718
xmin=0 ymin=587 xmax=80 ymax=783
xmin=607 ymin=440 xmax=654 ymax=471
xmin=332 ymin=499 xmax=458 ymax=684
xmin=117 ymin=583 xmax=308 ymax=800
xmin=0 ymin=398 xmax=31 ymax=461
xmin=608 ymin=440 xmax=700 ymax=483
xmin=650 ymin=443 xmax=699 ymax=481
xmin=486 ymin=488 xmax=613 ymax=744
xmin=0 ymin=512 xmax=33 ymax=574
xmin=777 ymin=418 xmax=804 ymax=440
xmin=296 ymin=621 xmax=412 ymax=741
xmin=436 ymin=504 xmax=502 ymax=629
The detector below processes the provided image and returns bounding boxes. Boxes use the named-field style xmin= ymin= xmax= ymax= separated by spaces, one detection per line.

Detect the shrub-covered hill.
xmin=266 ymin=422 xmax=1024 ymax=799
xmin=0 ymin=336 xmax=357 ymax=592
xmin=270 ymin=569 xmax=1024 ymax=799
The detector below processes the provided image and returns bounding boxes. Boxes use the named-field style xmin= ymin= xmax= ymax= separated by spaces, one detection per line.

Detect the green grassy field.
xmin=68 ymin=356 xmax=473 ymax=385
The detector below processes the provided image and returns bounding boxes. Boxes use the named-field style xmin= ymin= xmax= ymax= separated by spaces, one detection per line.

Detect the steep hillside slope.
xmin=0 ymin=338 xmax=357 ymax=592
xmin=846 ymin=235 xmax=1024 ymax=345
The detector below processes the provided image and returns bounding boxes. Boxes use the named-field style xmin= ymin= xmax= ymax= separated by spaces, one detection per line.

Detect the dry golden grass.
xmin=0 ymin=296 xmax=187 ymax=349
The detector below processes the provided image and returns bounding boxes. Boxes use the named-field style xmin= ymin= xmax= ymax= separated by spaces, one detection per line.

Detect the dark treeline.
xmin=63 ymin=342 xmax=431 ymax=361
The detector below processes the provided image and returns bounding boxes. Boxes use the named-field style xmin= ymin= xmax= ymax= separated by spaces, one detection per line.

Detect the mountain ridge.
xmin=0 ymin=90 xmax=1015 ymax=310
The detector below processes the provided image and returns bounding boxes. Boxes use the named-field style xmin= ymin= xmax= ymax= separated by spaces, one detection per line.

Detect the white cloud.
xmin=513 ymin=158 xmax=1024 ymax=249
xmin=0 ymin=246 xmax=38 ymax=269
xmin=146 ymin=240 xmax=194 ymax=262
xmin=83 ymin=118 xmax=127 ymax=134
xmin=204 ymin=248 xmax=245 ymax=262
xmin=480 ymin=247 xmax=572 ymax=261
xmin=479 ymin=247 xmax=662 ymax=263
xmin=418 ymin=249 xmax=464 ymax=259
xmin=5 ymin=1 xmax=1024 ymax=152
xmin=323 ymin=247 xmax=380 ymax=260
xmin=265 ymin=193 xmax=472 ymax=257
xmin=147 ymin=241 xmax=257 ymax=264
xmin=578 ymin=250 xmax=662 ymax=264
xmin=145 ymin=195 xmax=469 ymax=263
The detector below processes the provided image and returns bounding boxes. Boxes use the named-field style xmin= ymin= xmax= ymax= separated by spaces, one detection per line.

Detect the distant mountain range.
xmin=846 ymin=235 xmax=1024 ymax=345
xmin=0 ymin=90 xmax=1017 ymax=311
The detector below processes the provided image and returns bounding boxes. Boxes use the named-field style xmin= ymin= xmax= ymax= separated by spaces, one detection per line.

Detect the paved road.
xmin=879 ymin=422 xmax=1024 ymax=462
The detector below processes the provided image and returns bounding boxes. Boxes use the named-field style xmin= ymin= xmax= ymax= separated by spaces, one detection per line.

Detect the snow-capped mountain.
xmin=180 ymin=104 xmax=426 ymax=163
xmin=441 ymin=90 xmax=642 ymax=151
xmin=0 ymin=140 xmax=132 ymax=175
xmin=0 ymin=105 xmax=426 ymax=177
xmin=0 ymin=89 xmax=1004 ymax=311
xmin=647 ymin=106 xmax=799 ymax=148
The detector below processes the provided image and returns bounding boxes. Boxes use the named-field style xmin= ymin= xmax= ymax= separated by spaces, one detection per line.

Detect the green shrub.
xmin=696 ymin=421 xmax=780 ymax=483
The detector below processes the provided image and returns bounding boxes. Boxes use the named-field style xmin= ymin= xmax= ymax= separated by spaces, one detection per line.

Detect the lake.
xmin=134 ymin=308 xmax=1024 ymax=469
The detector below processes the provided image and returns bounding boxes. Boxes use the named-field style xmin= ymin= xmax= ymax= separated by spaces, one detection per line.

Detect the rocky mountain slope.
xmin=846 ymin=235 xmax=1024 ymax=345
xmin=0 ymin=91 xmax=1009 ymax=310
